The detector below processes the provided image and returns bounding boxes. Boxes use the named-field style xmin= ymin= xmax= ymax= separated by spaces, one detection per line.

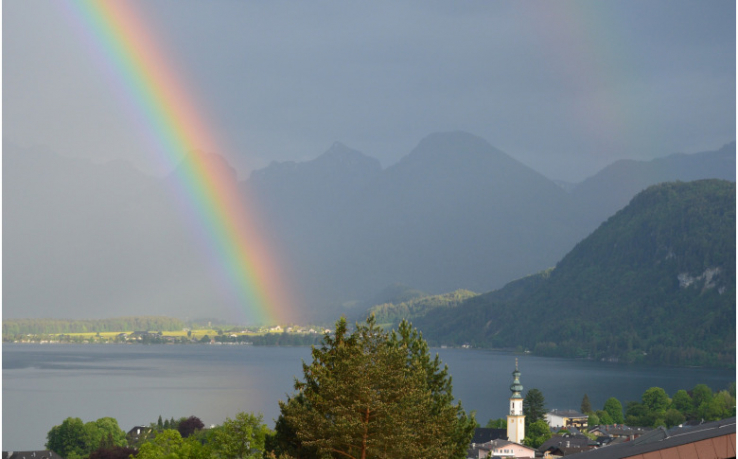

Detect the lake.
xmin=2 ymin=343 xmax=735 ymax=451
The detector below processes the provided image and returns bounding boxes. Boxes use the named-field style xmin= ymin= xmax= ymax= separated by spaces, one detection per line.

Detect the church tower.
xmin=507 ymin=359 xmax=525 ymax=443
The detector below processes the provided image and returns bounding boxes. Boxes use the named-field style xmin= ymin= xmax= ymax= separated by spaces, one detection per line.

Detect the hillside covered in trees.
xmin=360 ymin=289 xmax=478 ymax=326
xmin=413 ymin=180 xmax=735 ymax=367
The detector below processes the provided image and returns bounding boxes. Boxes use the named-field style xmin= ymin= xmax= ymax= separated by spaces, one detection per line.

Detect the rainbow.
xmin=59 ymin=1 xmax=294 ymax=325
xmin=518 ymin=2 xmax=651 ymax=154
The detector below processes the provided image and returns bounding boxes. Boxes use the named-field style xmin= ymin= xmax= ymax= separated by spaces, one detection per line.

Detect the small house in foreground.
xmin=468 ymin=439 xmax=537 ymax=459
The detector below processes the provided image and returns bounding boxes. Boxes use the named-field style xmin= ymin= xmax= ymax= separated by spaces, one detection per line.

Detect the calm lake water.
xmin=3 ymin=343 xmax=735 ymax=450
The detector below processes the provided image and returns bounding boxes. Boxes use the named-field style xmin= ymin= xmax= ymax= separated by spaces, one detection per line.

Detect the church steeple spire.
xmin=507 ymin=359 xmax=525 ymax=443
xmin=510 ymin=358 xmax=523 ymax=399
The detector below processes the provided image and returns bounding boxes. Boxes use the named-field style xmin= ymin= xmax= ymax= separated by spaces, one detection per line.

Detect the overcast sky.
xmin=4 ymin=0 xmax=735 ymax=183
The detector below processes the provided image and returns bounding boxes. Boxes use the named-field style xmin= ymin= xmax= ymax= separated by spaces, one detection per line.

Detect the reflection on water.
xmin=3 ymin=344 xmax=734 ymax=450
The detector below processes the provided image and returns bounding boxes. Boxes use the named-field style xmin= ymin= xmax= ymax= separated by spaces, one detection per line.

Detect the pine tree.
xmin=388 ymin=319 xmax=476 ymax=459
xmin=272 ymin=316 xmax=474 ymax=459
xmin=523 ymin=389 xmax=547 ymax=426
xmin=581 ymin=394 xmax=592 ymax=414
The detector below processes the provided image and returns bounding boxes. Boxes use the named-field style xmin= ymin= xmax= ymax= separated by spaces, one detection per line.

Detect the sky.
xmin=4 ymin=0 xmax=735 ymax=183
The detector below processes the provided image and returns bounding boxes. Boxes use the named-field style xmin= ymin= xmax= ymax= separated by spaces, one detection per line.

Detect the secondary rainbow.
xmin=61 ymin=0 xmax=294 ymax=324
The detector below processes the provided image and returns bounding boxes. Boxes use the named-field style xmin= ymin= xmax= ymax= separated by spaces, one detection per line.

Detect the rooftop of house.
xmin=3 ymin=451 xmax=57 ymax=459
xmin=468 ymin=438 xmax=537 ymax=458
xmin=565 ymin=417 xmax=735 ymax=459
xmin=539 ymin=434 xmax=599 ymax=452
xmin=549 ymin=409 xmax=588 ymax=418
xmin=589 ymin=425 xmax=651 ymax=437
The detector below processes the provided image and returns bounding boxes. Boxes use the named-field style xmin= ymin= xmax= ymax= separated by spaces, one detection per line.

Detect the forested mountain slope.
xmin=361 ymin=289 xmax=478 ymax=326
xmin=414 ymin=180 xmax=736 ymax=367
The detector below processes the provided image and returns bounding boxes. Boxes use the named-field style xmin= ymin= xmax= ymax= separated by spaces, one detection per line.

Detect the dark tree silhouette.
xmin=581 ymin=393 xmax=592 ymax=413
xmin=523 ymin=388 xmax=547 ymax=426
xmin=177 ymin=416 xmax=204 ymax=438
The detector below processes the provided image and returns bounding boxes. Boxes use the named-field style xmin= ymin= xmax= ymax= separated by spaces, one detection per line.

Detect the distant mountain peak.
xmin=401 ymin=131 xmax=509 ymax=165
xmin=251 ymin=142 xmax=381 ymax=183
xmin=315 ymin=142 xmax=381 ymax=169
xmin=327 ymin=141 xmax=352 ymax=153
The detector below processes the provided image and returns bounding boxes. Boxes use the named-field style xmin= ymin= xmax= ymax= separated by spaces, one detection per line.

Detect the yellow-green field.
xmin=51 ymin=329 xmax=266 ymax=339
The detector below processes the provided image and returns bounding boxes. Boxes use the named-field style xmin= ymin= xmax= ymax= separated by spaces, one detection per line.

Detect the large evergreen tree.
xmin=271 ymin=316 xmax=474 ymax=459
xmin=580 ymin=394 xmax=592 ymax=414
xmin=523 ymin=389 xmax=547 ymax=426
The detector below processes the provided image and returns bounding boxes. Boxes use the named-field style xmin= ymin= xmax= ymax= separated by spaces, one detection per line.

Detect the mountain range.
xmin=3 ymin=133 xmax=735 ymax=321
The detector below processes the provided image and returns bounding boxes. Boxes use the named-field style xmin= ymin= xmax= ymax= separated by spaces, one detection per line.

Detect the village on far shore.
xmin=3 ymin=324 xmax=332 ymax=345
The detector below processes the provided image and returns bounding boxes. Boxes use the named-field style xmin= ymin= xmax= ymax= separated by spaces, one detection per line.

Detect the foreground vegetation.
xmin=44 ymin=317 xmax=476 ymax=459
xmin=35 ymin=317 xmax=736 ymax=458
xmin=46 ymin=413 xmax=269 ymax=459
xmin=42 ymin=359 xmax=735 ymax=458
xmin=44 ymin=380 xmax=737 ymax=459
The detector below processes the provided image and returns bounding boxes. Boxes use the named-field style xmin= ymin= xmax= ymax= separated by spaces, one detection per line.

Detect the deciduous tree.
xmin=603 ymin=397 xmax=624 ymax=424
xmin=46 ymin=417 xmax=91 ymax=459
xmin=136 ymin=429 xmax=208 ymax=459
xmin=178 ymin=416 xmax=204 ymax=438
xmin=642 ymin=387 xmax=670 ymax=415
xmin=523 ymin=419 xmax=552 ymax=448
xmin=664 ymin=409 xmax=685 ymax=428
xmin=670 ymin=390 xmax=692 ymax=414
xmin=596 ymin=410 xmax=614 ymax=425
xmin=87 ymin=417 xmax=127 ymax=449
xmin=209 ymin=412 xmax=271 ymax=459
xmin=486 ymin=418 xmax=507 ymax=429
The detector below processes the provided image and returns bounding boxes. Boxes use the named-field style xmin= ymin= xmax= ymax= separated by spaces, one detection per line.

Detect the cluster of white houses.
xmin=468 ymin=362 xmax=736 ymax=459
